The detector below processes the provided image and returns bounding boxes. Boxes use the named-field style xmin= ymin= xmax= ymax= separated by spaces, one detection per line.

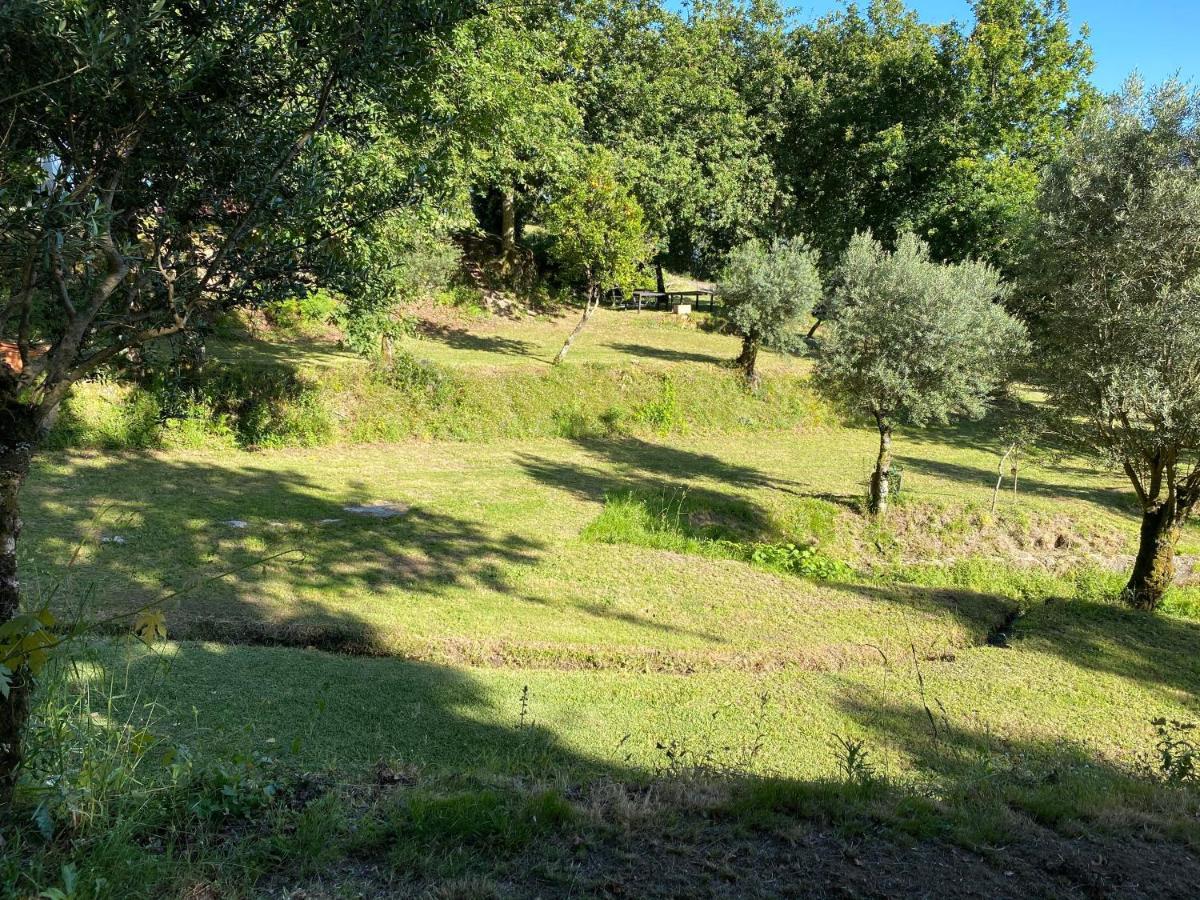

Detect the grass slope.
xmin=10 ymin=309 xmax=1200 ymax=897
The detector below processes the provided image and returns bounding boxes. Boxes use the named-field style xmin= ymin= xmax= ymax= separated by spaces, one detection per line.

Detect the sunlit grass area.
xmin=27 ymin=417 xmax=1177 ymax=661
xmin=15 ymin=310 xmax=1200 ymax=897
xmin=400 ymin=307 xmax=810 ymax=371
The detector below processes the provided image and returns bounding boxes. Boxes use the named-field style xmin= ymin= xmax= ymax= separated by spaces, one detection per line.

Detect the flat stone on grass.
xmin=343 ymin=502 xmax=409 ymax=519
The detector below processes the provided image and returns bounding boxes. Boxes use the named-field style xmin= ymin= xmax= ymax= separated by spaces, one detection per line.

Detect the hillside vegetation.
xmin=3 ymin=1 xmax=1198 ymax=897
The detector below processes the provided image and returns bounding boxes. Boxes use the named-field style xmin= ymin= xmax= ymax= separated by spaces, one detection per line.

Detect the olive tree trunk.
xmin=869 ymin=417 xmax=893 ymax=517
xmin=736 ymin=333 xmax=761 ymax=388
xmin=1125 ymin=498 xmax=1183 ymax=610
xmin=554 ymin=281 xmax=600 ymax=365
xmin=0 ymin=403 xmax=39 ymax=808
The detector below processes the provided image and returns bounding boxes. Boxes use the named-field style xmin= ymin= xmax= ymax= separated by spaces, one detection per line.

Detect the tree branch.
xmin=196 ymin=67 xmax=340 ymax=299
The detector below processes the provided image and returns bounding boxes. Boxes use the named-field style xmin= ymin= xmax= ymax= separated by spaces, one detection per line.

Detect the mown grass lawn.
xmin=91 ymin=593 xmax=1200 ymax=785
xmin=24 ymin=421 xmax=1155 ymax=662
xmin=213 ymin=307 xmax=808 ymax=373
xmin=14 ymin=312 xmax=1200 ymax=897
xmin=24 ymin=414 xmax=1200 ymax=795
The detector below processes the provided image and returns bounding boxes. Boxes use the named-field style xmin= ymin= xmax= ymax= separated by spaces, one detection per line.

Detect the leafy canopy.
xmin=544 ymin=149 xmax=650 ymax=294
xmin=816 ymin=231 xmax=1027 ymax=428
xmin=0 ymin=0 xmax=471 ymax=424
xmin=718 ymin=238 xmax=822 ymax=351
xmin=1028 ymin=80 xmax=1200 ymax=509
xmin=781 ymin=0 xmax=1094 ymax=271
xmin=568 ymin=0 xmax=790 ymax=275
xmin=436 ymin=1 xmax=581 ymax=197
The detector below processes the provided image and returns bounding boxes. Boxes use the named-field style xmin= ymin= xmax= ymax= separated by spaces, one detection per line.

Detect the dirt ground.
xmin=267 ymin=812 xmax=1199 ymax=899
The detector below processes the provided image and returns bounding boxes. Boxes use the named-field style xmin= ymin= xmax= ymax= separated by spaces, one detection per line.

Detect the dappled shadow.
xmin=416 ymin=322 xmax=535 ymax=357
xmin=50 ymin=456 xmax=536 ymax=596
xmin=207 ymin=329 xmax=357 ymax=370
xmin=830 ymin=685 xmax=1200 ymax=868
xmin=898 ymin=394 xmax=1059 ymax=458
xmin=606 ymin=342 xmax=726 ymax=366
xmin=832 ymin=582 xmax=1017 ymax=652
xmin=1012 ymin=598 xmax=1200 ymax=705
xmin=569 ymin=435 xmax=800 ymax=494
xmin=24 ymin=449 xmax=736 ymax=652
xmin=834 ymin=579 xmax=1200 ymax=704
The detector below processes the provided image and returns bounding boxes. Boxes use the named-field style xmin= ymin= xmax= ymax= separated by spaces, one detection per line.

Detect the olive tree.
xmin=548 ymin=150 xmax=650 ymax=364
xmin=816 ymin=231 xmax=1027 ymax=516
xmin=717 ymin=238 xmax=822 ymax=387
xmin=1028 ymin=81 xmax=1200 ymax=610
xmin=0 ymin=0 xmax=469 ymax=806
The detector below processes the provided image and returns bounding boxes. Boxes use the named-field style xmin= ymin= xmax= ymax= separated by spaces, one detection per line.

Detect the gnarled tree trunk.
xmin=869 ymin=416 xmax=893 ymax=517
xmin=554 ymin=281 xmax=599 ymax=365
xmin=736 ymin=333 xmax=761 ymax=388
xmin=1125 ymin=498 xmax=1182 ymax=610
xmin=0 ymin=402 xmax=39 ymax=808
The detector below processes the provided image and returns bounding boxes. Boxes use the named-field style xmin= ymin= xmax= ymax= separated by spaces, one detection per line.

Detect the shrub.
xmin=747 ymin=543 xmax=854 ymax=580
xmin=264 ymin=289 xmax=341 ymax=331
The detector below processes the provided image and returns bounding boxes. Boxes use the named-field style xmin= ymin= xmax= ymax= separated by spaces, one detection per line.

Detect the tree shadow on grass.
xmin=514 ymin=435 xmax=798 ymax=542
xmin=832 ymin=582 xmax=1018 ymax=651
xmin=569 ymin=435 xmax=801 ymax=493
xmin=22 ymin=451 xmax=720 ymax=651
xmin=898 ymin=394 xmax=1073 ymax=458
xmin=898 ymin=455 xmax=1134 ymax=516
xmin=605 ymin=342 xmax=727 ymax=366
xmin=415 ymin=323 xmax=535 ymax=357
xmin=74 ymin=638 xmax=633 ymax=797
xmin=1012 ymin=597 xmax=1200 ymax=706
xmin=831 ymin=685 xmax=1200 ymax=871
xmin=834 ymin=580 xmax=1200 ymax=705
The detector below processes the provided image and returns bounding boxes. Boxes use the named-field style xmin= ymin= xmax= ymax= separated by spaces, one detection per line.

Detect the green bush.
xmin=44 ymin=381 xmax=163 ymax=451
xmin=747 ymin=542 xmax=855 ymax=580
xmin=398 ymin=233 xmax=462 ymax=300
xmin=264 ymin=289 xmax=341 ymax=331
xmin=169 ymin=365 xmax=334 ymax=448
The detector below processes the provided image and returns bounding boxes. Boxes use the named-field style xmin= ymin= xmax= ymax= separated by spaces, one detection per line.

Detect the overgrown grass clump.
xmin=583 ymin=491 xmax=855 ymax=580
xmin=48 ymin=353 xmax=830 ymax=450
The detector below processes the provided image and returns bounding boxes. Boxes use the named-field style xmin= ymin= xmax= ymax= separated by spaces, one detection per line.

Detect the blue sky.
xmin=669 ymin=1 xmax=1198 ymax=93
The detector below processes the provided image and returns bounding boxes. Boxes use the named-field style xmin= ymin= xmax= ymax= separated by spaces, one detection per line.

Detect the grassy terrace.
xmin=15 ymin=310 xmax=1200 ymax=894
xmin=215 ymin=306 xmax=807 ymax=372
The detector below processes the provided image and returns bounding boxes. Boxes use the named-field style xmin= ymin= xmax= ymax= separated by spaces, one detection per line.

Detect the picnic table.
xmin=620 ymin=288 xmax=719 ymax=311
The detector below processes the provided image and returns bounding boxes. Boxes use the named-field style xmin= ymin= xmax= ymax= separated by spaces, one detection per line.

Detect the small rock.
xmin=224 ymin=519 xmax=249 ymax=529
xmin=101 ymin=535 xmax=127 ymax=545
xmin=317 ymin=518 xmax=342 ymax=525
